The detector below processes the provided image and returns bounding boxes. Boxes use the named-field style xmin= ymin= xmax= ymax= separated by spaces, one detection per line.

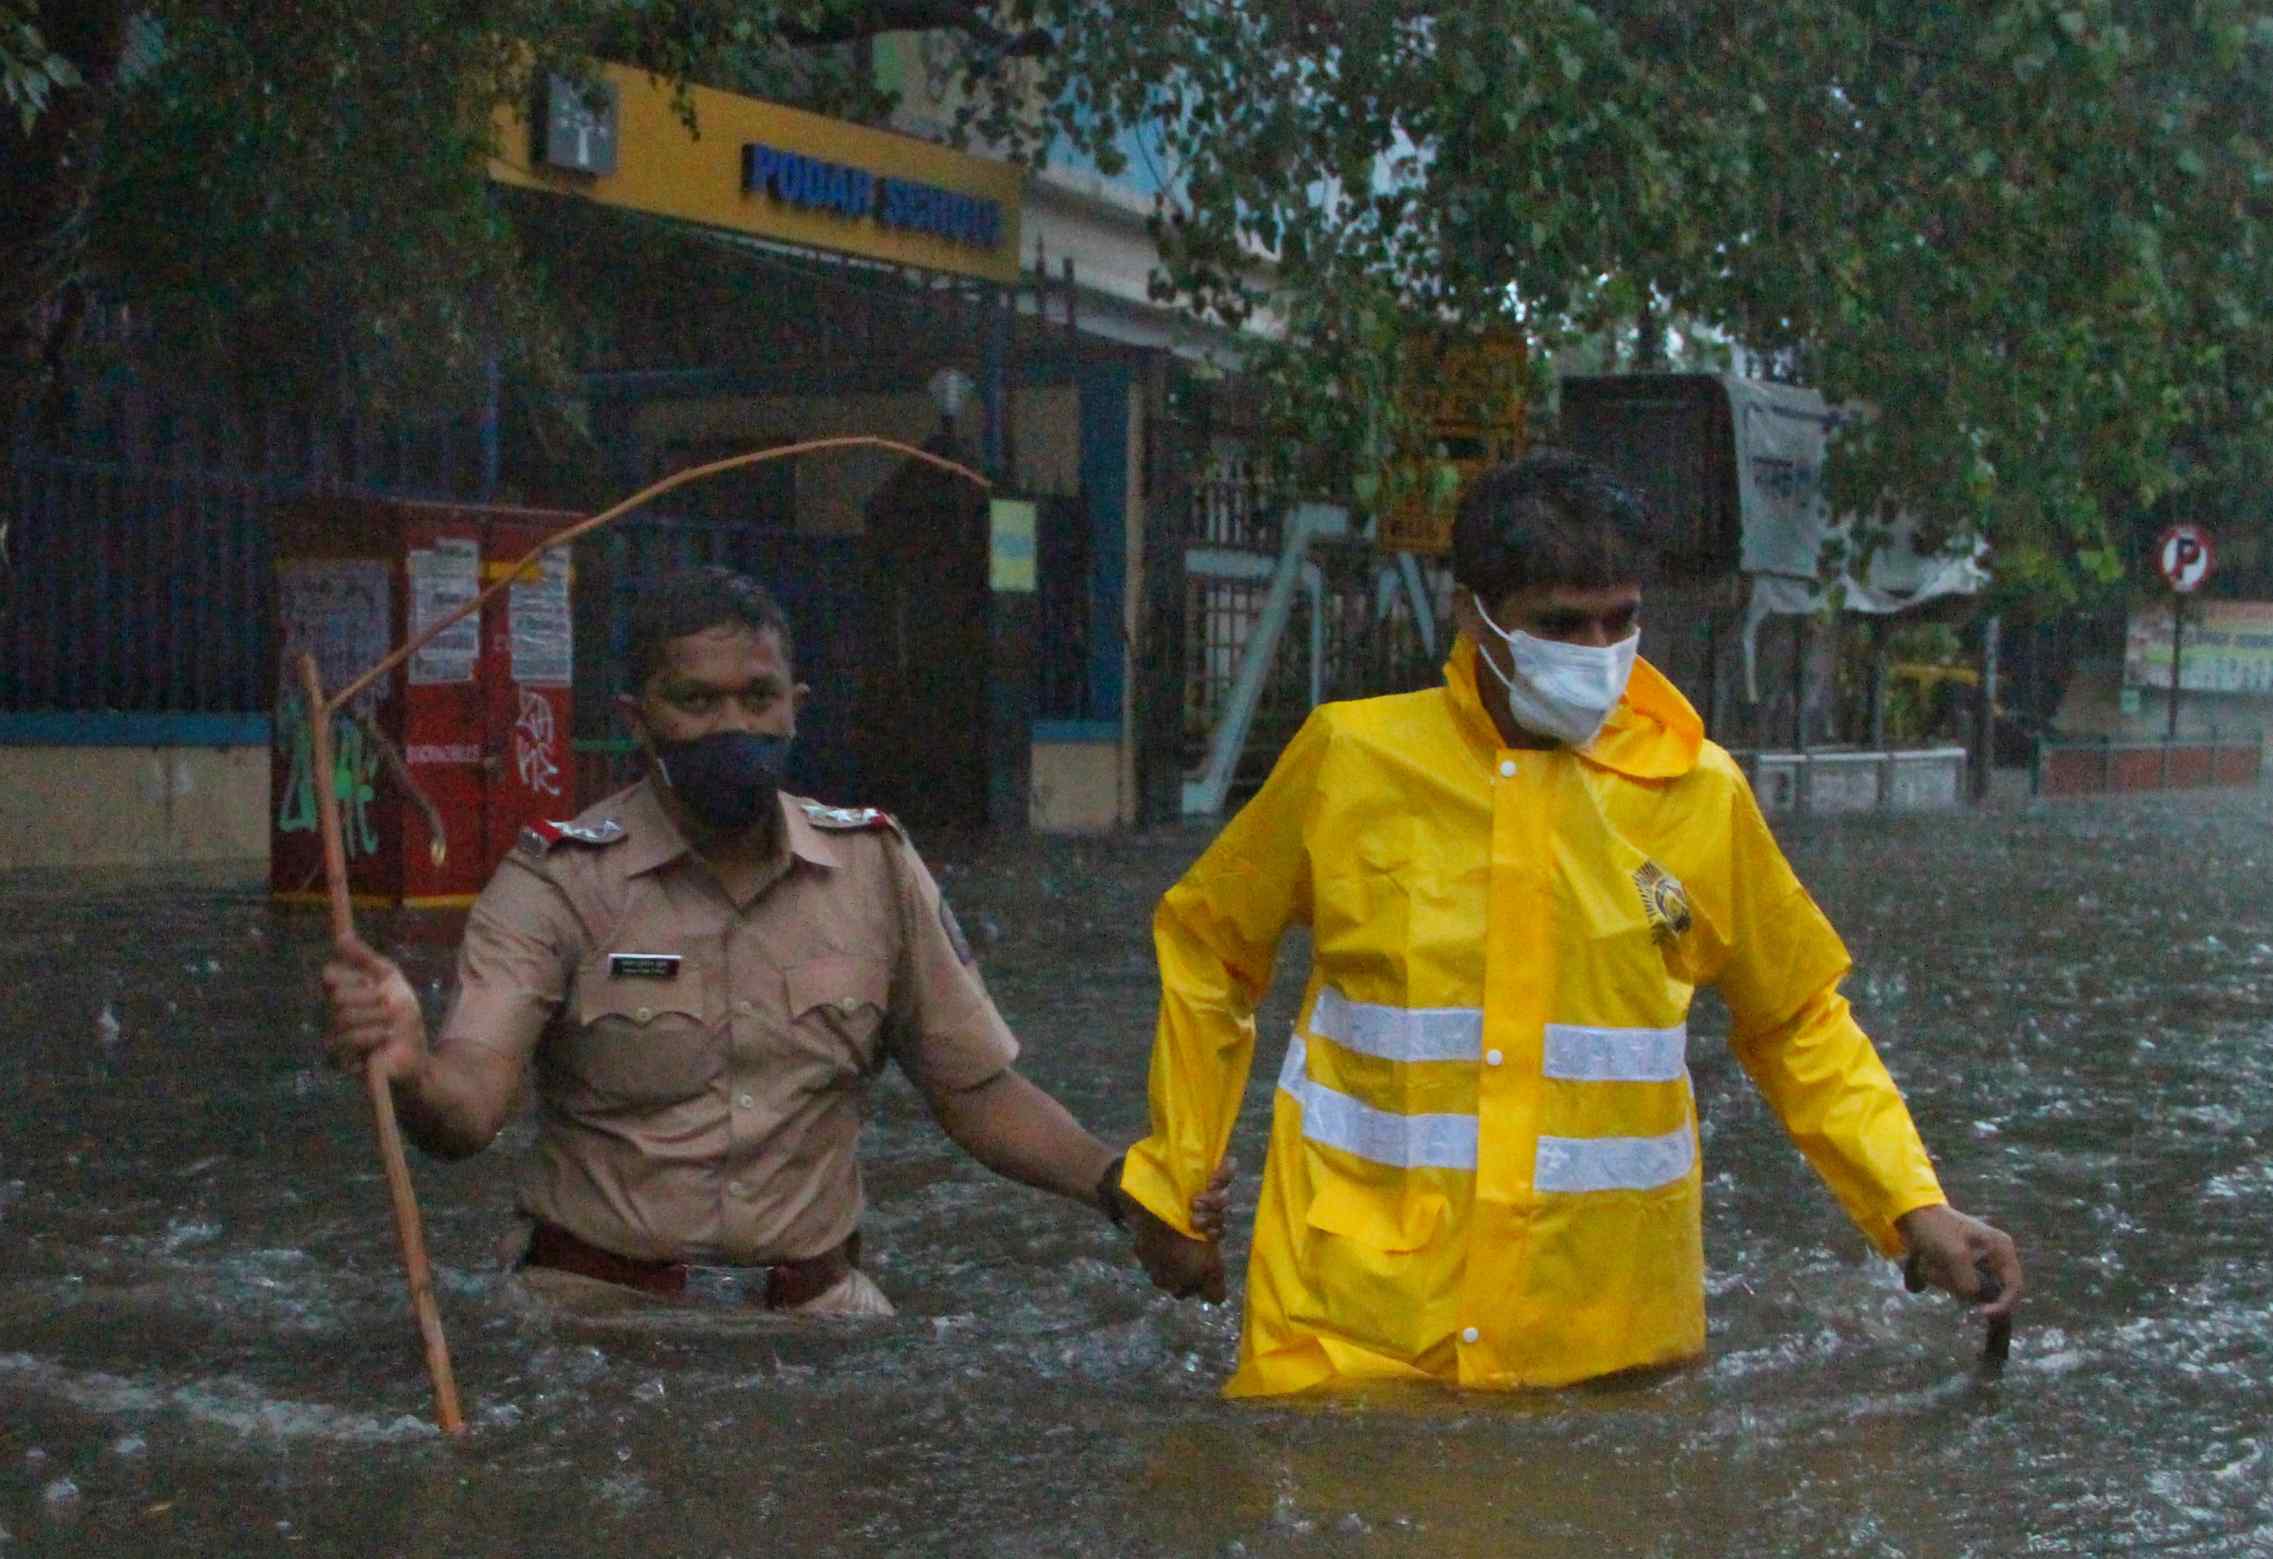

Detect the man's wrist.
xmin=1095 ymin=1152 xmax=1129 ymax=1228
xmin=1893 ymin=1201 xmax=1951 ymax=1242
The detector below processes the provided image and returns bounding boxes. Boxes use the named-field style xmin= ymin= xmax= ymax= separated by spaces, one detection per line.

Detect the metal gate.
xmin=2 ymin=452 xmax=275 ymax=721
xmin=1176 ymin=445 xmax=1448 ymax=813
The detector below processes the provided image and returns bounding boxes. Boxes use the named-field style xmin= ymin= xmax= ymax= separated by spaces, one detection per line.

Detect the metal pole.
xmin=478 ymin=350 xmax=501 ymax=502
xmin=1970 ymin=614 xmax=2001 ymax=804
xmin=980 ymin=282 xmax=1007 ymax=482
xmin=1790 ymin=613 xmax=1807 ymax=751
xmin=1867 ymin=615 xmax=1890 ymax=750
xmin=2166 ymin=594 xmax=2184 ymax=745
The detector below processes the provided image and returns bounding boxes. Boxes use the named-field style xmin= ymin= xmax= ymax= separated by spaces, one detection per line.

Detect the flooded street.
xmin=3 ymin=788 xmax=2271 ymax=1556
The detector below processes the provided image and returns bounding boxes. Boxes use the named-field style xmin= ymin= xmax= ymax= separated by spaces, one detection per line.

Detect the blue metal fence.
xmin=3 ymin=453 xmax=278 ymax=719
xmin=5 ymin=452 xmax=867 ymax=805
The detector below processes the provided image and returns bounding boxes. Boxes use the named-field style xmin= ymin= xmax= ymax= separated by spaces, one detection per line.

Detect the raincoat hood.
xmin=1444 ymin=631 xmax=1704 ymax=780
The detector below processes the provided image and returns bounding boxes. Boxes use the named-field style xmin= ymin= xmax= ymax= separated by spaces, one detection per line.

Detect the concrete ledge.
xmin=0 ymin=745 xmax=270 ymax=870
xmin=1740 ymin=747 xmax=1968 ymax=816
xmin=0 ymin=712 xmax=271 ymax=747
xmin=2035 ymin=737 xmax=2264 ymax=797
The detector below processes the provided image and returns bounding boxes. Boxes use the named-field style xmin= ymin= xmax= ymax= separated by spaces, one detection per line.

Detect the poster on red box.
xmin=408 ymin=537 xmax=481 ymax=685
xmin=510 ymin=549 xmax=573 ymax=686
xmin=2126 ymin=600 xmax=2273 ymax=694
xmin=276 ymin=560 xmax=391 ymax=716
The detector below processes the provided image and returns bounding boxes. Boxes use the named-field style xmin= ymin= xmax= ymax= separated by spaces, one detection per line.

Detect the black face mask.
xmin=651 ymin=731 xmax=792 ymax=832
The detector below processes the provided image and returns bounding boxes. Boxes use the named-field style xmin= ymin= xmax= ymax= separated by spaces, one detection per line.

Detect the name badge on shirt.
xmin=609 ymin=953 xmax=682 ymax=980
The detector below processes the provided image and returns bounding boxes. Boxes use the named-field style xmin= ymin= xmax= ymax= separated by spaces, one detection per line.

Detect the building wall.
xmin=0 ymin=746 xmax=269 ymax=872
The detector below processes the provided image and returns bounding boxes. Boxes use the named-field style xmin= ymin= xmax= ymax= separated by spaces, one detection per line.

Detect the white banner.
xmin=2126 ymin=600 xmax=2273 ymax=695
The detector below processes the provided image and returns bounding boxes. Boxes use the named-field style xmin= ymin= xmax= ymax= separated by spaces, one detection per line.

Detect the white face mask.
xmin=1471 ymin=593 xmax=1640 ymax=748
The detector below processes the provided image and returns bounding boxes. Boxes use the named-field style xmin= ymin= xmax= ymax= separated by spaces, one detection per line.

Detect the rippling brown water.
xmin=3 ymin=789 xmax=2270 ymax=1555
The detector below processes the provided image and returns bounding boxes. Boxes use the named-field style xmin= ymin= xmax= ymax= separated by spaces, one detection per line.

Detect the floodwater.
xmin=3 ymin=788 xmax=2271 ymax=1556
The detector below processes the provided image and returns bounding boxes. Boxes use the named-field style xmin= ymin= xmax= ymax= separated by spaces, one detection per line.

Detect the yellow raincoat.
xmin=1123 ymin=638 xmax=1946 ymax=1397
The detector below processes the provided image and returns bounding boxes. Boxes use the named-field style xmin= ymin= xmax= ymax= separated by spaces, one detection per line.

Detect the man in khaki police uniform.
xmin=321 ymin=566 xmax=1169 ymax=1315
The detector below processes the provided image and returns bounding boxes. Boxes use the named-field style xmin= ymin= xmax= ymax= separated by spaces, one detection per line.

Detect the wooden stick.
xmin=300 ymin=652 xmax=468 ymax=1437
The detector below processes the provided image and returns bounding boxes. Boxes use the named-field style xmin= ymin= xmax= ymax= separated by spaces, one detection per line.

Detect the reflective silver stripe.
xmin=1306 ymin=985 xmax=1482 ymax=1063
xmin=1541 ymin=1023 xmax=1689 ymax=1083
xmin=1533 ymin=1128 xmax=1695 ymax=1194
xmin=1277 ymin=1036 xmax=1479 ymax=1171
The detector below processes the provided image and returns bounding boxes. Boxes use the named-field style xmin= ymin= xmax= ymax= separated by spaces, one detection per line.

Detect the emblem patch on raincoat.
xmin=1632 ymin=861 xmax=1692 ymax=940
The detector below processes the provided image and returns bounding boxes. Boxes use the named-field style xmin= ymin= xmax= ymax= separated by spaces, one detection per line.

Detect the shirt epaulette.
xmin=799 ymin=803 xmax=901 ymax=834
xmin=516 ymin=817 xmax=628 ymax=858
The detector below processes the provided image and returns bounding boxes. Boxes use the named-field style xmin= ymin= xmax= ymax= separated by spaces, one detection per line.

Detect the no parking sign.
xmin=2154 ymin=523 xmax=2216 ymax=740
xmin=2158 ymin=524 xmax=2215 ymax=593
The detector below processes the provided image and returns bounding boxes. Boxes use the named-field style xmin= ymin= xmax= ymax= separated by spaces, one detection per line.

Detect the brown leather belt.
xmin=524 ymin=1221 xmax=860 ymax=1310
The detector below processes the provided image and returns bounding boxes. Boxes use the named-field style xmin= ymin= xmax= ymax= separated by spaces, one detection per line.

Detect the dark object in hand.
xmin=1904 ymin=1251 xmax=2012 ymax=1371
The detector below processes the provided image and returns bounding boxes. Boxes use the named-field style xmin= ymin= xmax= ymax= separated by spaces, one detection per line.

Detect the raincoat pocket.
xmin=1295 ymin=1154 xmax=1454 ymax=1365
xmin=1303 ymin=1165 xmax=1445 ymax=1253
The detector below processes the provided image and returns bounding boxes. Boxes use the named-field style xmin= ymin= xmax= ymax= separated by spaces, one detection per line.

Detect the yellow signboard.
xmin=491 ymin=65 xmax=1024 ymax=284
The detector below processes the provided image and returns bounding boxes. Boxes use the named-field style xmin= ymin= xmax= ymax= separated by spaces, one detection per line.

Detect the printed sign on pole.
xmin=2158 ymin=524 xmax=2215 ymax=593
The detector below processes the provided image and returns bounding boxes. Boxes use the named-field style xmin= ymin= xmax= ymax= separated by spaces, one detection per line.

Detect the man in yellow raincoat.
xmin=1110 ymin=449 xmax=2023 ymax=1396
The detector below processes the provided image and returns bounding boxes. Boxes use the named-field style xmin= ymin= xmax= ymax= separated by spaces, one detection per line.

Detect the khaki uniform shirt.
xmin=438 ymin=778 xmax=1018 ymax=1265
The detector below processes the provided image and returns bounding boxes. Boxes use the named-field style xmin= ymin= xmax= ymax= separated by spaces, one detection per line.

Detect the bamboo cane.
xmin=300 ymin=651 xmax=467 ymax=1436
xmin=302 ymin=435 xmax=988 ymax=1434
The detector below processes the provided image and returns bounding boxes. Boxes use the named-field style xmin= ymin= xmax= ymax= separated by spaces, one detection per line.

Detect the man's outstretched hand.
xmin=1126 ymin=1160 xmax=1234 ymax=1303
xmin=1896 ymin=1202 xmax=2023 ymax=1320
